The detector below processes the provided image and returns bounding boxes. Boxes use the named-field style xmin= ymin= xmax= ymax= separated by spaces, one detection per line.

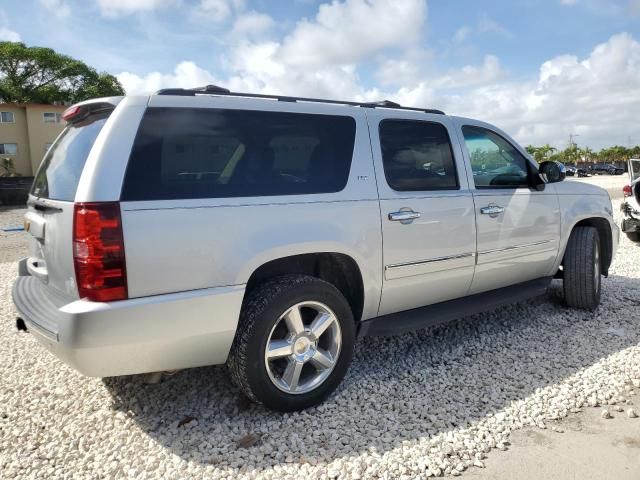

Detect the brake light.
xmin=62 ymin=105 xmax=81 ymax=122
xmin=73 ymin=202 xmax=128 ymax=302
xmin=623 ymin=184 xmax=632 ymax=197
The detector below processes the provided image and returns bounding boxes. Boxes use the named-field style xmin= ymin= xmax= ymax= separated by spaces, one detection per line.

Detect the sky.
xmin=1 ymin=0 xmax=640 ymax=150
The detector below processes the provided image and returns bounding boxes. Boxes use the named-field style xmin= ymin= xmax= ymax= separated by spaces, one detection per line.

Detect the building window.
xmin=0 ymin=112 xmax=15 ymax=123
xmin=43 ymin=112 xmax=62 ymax=124
xmin=0 ymin=143 xmax=18 ymax=155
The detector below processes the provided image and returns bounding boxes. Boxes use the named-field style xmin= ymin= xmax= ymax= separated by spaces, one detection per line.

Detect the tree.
xmin=525 ymin=144 xmax=556 ymax=163
xmin=0 ymin=42 xmax=124 ymax=104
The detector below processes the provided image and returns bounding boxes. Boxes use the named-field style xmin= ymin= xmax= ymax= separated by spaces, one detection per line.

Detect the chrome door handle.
xmin=388 ymin=210 xmax=421 ymax=222
xmin=480 ymin=205 xmax=505 ymax=215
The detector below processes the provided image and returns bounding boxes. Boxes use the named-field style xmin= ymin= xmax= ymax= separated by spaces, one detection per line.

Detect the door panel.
xmin=367 ymin=111 xmax=477 ymax=316
xmin=378 ymin=195 xmax=476 ymax=315
xmin=455 ymin=120 xmax=561 ymax=294
xmin=471 ymin=190 xmax=560 ymax=293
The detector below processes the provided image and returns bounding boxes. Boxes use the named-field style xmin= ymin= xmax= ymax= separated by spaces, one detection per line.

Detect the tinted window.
xmin=379 ymin=120 xmax=458 ymax=191
xmin=462 ymin=126 xmax=530 ymax=188
xmin=31 ymin=112 xmax=109 ymax=201
xmin=121 ymin=108 xmax=356 ymax=201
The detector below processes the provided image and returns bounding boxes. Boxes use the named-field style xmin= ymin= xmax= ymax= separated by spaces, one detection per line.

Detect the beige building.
xmin=0 ymin=103 xmax=67 ymax=176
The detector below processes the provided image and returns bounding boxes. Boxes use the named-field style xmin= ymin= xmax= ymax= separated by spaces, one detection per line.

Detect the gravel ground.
xmin=1 ymin=192 xmax=639 ymax=479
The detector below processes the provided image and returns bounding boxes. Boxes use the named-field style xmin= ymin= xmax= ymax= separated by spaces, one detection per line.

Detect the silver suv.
xmin=13 ymin=86 xmax=619 ymax=411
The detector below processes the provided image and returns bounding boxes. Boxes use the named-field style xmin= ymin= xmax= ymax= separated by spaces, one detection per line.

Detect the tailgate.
xmin=26 ymin=106 xmax=114 ymax=299
xmin=24 ymin=198 xmax=77 ymax=298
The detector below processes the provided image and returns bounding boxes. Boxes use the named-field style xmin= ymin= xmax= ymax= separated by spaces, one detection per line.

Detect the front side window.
xmin=0 ymin=112 xmax=15 ymax=123
xmin=462 ymin=126 xmax=530 ymax=188
xmin=0 ymin=143 xmax=17 ymax=155
xmin=43 ymin=112 xmax=62 ymax=123
xmin=121 ymin=108 xmax=356 ymax=201
xmin=379 ymin=119 xmax=458 ymax=191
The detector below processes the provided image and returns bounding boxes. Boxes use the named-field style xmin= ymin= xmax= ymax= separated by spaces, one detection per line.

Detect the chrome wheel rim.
xmin=264 ymin=301 xmax=342 ymax=395
xmin=594 ymin=246 xmax=600 ymax=291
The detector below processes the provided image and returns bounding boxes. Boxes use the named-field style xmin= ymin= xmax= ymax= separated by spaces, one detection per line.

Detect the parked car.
xmin=13 ymin=86 xmax=619 ymax=411
xmin=621 ymin=159 xmax=640 ymax=242
xmin=565 ymin=166 xmax=589 ymax=177
xmin=589 ymin=163 xmax=624 ymax=175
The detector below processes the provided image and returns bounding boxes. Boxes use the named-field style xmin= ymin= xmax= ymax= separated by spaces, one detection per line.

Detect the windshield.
xmin=31 ymin=112 xmax=110 ymax=201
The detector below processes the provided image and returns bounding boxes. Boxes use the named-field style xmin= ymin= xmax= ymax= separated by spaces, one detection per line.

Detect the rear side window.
xmin=379 ymin=119 xmax=458 ymax=191
xmin=31 ymin=112 xmax=109 ymax=201
xmin=121 ymin=108 xmax=356 ymax=201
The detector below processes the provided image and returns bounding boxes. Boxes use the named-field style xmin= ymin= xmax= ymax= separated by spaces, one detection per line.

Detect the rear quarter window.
xmin=31 ymin=112 xmax=109 ymax=201
xmin=121 ymin=108 xmax=357 ymax=201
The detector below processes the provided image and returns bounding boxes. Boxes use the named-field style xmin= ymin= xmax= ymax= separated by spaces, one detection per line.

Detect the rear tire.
xmin=227 ymin=275 xmax=355 ymax=412
xmin=626 ymin=231 xmax=640 ymax=242
xmin=563 ymin=226 xmax=601 ymax=310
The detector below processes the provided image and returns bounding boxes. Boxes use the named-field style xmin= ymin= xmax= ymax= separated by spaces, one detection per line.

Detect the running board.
xmin=358 ymin=277 xmax=553 ymax=337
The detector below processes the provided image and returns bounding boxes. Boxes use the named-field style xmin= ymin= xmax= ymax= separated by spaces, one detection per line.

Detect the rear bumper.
xmin=12 ymin=260 xmax=245 ymax=377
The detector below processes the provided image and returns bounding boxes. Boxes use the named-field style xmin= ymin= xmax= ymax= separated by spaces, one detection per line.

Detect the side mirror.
xmin=539 ymin=161 xmax=566 ymax=184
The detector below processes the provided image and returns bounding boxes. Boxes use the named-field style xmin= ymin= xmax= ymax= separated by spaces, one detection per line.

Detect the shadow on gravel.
xmin=103 ymin=274 xmax=640 ymax=473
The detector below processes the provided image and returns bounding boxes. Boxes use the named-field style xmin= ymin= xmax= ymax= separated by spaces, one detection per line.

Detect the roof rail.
xmin=154 ymin=85 xmax=445 ymax=115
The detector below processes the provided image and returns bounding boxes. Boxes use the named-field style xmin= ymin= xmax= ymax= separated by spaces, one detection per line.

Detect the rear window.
xmin=120 ymin=108 xmax=356 ymax=201
xmin=379 ymin=119 xmax=458 ymax=191
xmin=31 ymin=112 xmax=109 ymax=201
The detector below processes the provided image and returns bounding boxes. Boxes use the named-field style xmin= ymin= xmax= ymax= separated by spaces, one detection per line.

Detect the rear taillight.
xmin=623 ymin=184 xmax=632 ymax=197
xmin=73 ymin=202 xmax=127 ymax=302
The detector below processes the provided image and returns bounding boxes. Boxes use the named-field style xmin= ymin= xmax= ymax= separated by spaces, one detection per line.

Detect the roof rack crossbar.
xmin=155 ymin=85 xmax=445 ymax=115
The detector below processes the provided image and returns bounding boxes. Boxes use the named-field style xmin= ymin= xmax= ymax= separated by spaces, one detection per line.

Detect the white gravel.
xmin=1 ymin=197 xmax=639 ymax=479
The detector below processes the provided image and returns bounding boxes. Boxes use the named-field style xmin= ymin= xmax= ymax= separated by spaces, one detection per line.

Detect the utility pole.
xmin=569 ymin=133 xmax=580 ymax=148
xmin=569 ymin=134 xmax=580 ymax=164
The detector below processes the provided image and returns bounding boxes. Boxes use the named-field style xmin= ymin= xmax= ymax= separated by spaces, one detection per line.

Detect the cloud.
xmin=431 ymin=55 xmax=505 ymax=89
xmin=278 ymin=0 xmax=427 ymax=67
xmin=375 ymin=49 xmax=433 ymax=87
xmin=452 ymin=26 xmax=472 ymax=44
xmin=0 ymin=27 xmax=20 ymax=41
xmin=118 ymin=61 xmax=219 ymax=94
xmin=477 ymin=14 xmax=513 ymax=38
xmin=115 ymin=0 xmax=639 ymax=151
xmin=453 ymin=14 xmax=512 ymax=44
xmin=195 ymin=0 xmax=246 ymax=22
xmin=95 ymin=0 xmax=178 ymax=17
xmin=231 ymin=11 xmax=275 ymax=39
xmin=560 ymin=0 xmax=578 ymax=5
xmin=39 ymin=0 xmax=71 ymax=18
xmin=198 ymin=0 xmax=231 ymax=21
xmin=438 ymin=32 xmax=640 ymax=148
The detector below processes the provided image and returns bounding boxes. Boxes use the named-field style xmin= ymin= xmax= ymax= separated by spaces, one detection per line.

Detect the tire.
xmin=563 ymin=226 xmax=602 ymax=310
xmin=227 ymin=275 xmax=355 ymax=411
xmin=626 ymin=231 xmax=640 ymax=242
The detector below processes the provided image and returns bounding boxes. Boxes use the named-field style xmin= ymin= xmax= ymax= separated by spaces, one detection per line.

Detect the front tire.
xmin=563 ymin=226 xmax=601 ymax=310
xmin=227 ymin=275 xmax=355 ymax=411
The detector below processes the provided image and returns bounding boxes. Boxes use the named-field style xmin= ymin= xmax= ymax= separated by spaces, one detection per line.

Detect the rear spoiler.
xmin=62 ymin=97 xmax=123 ymax=124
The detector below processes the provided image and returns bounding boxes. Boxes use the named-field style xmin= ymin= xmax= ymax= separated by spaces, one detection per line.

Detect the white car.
xmin=13 ymin=86 xmax=618 ymax=411
xmin=622 ymin=158 xmax=640 ymax=242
